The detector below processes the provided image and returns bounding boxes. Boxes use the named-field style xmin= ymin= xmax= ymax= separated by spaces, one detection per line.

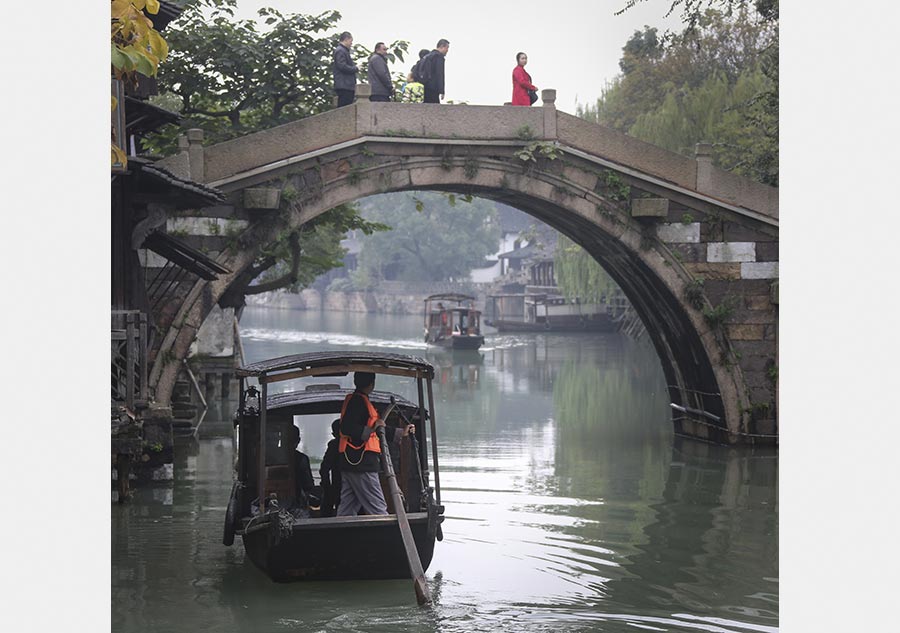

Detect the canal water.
xmin=112 ymin=307 xmax=778 ymax=632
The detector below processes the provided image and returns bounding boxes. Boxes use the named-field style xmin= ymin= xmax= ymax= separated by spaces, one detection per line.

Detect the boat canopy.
xmin=237 ymin=351 xmax=435 ymax=383
xmin=424 ymin=293 xmax=476 ymax=304
xmin=263 ymin=388 xmax=424 ymax=417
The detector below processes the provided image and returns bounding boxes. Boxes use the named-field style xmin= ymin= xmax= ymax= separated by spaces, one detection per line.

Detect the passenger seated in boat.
xmin=288 ymin=425 xmax=319 ymax=510
xmin=319 ymin=419 xmax=342 ymax=517
xmin=338 ymin=371 xmax=415 ymax=516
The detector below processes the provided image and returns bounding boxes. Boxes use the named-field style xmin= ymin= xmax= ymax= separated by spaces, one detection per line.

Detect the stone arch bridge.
xmin=155 ymin=87 xmax=778 ymax=444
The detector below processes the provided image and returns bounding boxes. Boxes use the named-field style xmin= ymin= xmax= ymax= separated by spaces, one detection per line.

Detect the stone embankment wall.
xmin=246 ymin=282 xmax=489 ymax=315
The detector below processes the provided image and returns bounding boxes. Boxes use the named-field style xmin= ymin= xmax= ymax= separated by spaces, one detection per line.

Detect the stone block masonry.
xmin=741 ymin=262 xmax=778 ymax=279
xmin=657 ymin=223 xmax=700 ymax=243
xmin=707 ymin=242 xmax=756 ymax=263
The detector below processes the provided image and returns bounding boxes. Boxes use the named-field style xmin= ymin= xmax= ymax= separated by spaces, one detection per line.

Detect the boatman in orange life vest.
xmin=337 ymin=371 xmax=414 ymax=516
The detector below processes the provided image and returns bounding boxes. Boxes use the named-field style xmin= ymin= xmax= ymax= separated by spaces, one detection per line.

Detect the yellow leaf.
xmin=111 ymin=95 xmax=118 ymax=111
xmin=148 ymin=30 xmax=168 ymax=62
xmin=112 ymin=143 xmax=128 ymax=169
xmin=145 ymin=0 xmax=160 ymax=15
xmin=131 ymin=0 xmax=147 ymax=11
xmin=110 ymin=0 xmax=132 ymax=19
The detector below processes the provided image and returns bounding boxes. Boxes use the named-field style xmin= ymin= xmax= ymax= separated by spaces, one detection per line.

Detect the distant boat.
xmin=423 ymin=293 xmax=485 ymax=350
xmin=485 ymin=293 xmax=616 ymax=332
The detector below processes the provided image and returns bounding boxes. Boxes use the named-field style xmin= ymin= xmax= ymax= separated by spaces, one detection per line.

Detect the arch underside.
xmin=155 ymin=145 xmax=764 ymax=443
xmin=409 ymin=183 xmax=728 ymax=440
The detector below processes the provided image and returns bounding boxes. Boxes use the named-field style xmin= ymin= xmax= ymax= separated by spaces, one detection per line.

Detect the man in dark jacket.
xmin=421 ymin=39 xmax=450 ymax=104
xmin=332 ymin=31 xmax=358 ymax=107
xmin=288 ymin=425 xmax=317 ymax=507
xmin=319 ymin=419 xmax=342 ymax=517
xmin=368 ymin=42 xmax=394 ymax=102
xmin=337 ymin=371 xmax=414 ymax=516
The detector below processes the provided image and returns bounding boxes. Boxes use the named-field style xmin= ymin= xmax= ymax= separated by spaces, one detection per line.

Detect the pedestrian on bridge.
xmin=333 ymin=31 xmax=359 ymax=107
xmin=511 ymin=52 xmax=538 ymax=106
xmin=368 ymin=42 xmax=395 ymax=102
xmin=420 ymin=39 xmax=450 ymax=104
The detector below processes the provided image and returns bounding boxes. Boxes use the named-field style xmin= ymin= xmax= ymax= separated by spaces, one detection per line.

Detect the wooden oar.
xmin=376 ymin=403 xmax=432 ymax=605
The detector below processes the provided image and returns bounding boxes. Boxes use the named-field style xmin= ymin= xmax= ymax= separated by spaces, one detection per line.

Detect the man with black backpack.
xmin=420 ymin=39 xmax=450 ymax=104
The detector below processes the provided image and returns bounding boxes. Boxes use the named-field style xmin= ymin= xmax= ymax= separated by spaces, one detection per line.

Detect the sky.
xmin=225 ymin=0 xmax=683 ymax=113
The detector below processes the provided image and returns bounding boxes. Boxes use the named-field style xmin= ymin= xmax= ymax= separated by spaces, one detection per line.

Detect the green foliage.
xmin=144 ymin=1 xmax=407 ymax=154
xmin=554 ymin=234 xmax=620 ymax=303
xmin=111 ymin=0 xmax=169 ymax=81
xmin=702 ymin=295 xmax=737 ymax=329
xmin=111 ymin=0 xmax=170 ymax=167
xmin=353 ymin=192 xmax=500 ymax=283
xmin=463 ymin=157 xmax=479 ymax=180
xmin=599 ymin=170 xmax=630 ymax=201
xmin=142 ymin=440 xmax=164 ymax=453
xmin=684 ymin=277 xmax=705 ymax=309
xmin=252 ymin=203 xmax=389 ymax=292
xmin=514 ymin=141 xmax=562 ymax=164
xmin=515 ymin=125 xmax=536 ymax=141
xmin=383 ymin=129 xmax=416 ymax=137
xmin=579 ymin=6 xmax=777 ymax=185
xmin=766 ymin=360 xmax=778 ymax=385
xmin=681 ymin=212 xmax=694 ymax=224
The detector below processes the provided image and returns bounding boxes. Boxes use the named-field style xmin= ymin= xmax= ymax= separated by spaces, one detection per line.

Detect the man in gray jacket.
xmin=368 ymin=42 xmax=394 ymax=102
xmin=332 ymin=31 xmax=358 ymax=107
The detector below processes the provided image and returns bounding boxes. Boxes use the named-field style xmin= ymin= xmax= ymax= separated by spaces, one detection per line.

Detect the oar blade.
xmin=414 ymin=576 xmax=432 ymax=605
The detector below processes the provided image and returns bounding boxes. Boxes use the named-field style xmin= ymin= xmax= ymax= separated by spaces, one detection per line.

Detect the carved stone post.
xmin=356 ymin=83 xmax=373 ymax=136
xmin=695 ymin=142 xmax=714 ymax=193
xmin=187 ymin=128 xmax=205 ymax=183
xmin=541 ymin=88 xmax=557 ymax=140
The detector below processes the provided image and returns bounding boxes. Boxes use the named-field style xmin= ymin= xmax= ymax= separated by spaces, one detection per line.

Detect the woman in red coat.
xmin=511 ymin=52 xmax=538 ymax=106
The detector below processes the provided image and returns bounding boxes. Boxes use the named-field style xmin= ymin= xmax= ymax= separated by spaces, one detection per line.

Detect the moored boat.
xmin=224 ymin=352 xmax=445 ymax=584
xmin=485 ymin=293 xmax=615 ymax=332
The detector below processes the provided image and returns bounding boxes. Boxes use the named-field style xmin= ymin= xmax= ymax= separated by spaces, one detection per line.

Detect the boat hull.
xmin=488 ymin=316 xmax=615 ymax=333
xmin=437 ymin=335 xmax=484 ymax=350
xmin=240 ymin=513 xmax=438 ymax=582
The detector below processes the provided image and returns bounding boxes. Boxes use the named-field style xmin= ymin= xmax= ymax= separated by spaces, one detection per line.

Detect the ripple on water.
xmin=240 ymin=327 xmax=429 ymax=351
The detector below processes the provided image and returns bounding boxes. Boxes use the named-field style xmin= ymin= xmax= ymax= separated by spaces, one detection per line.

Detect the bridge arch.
xmin=152 ymin=90 xmax=778 ymax=443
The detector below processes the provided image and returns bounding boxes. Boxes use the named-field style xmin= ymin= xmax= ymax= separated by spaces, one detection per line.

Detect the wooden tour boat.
xmin=224 ymin=351 xmax=445 ymax=596
xmin=423 ymin=293 xmax=485 ymax=350
xmin=485 ymin=293 xmax=615 ymax=332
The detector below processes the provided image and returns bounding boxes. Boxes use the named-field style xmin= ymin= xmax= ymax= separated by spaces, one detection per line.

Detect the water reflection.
xmin=111 ymin=309 xmax=777 ymax=633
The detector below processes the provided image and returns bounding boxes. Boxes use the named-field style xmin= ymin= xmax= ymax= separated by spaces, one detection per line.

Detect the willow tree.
xmin=554 ymin=235 xmax=619 ymax=304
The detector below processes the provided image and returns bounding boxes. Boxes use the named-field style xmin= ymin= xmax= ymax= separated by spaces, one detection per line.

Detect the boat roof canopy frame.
xmin=264 ymin=388 xmax=424 ymax=417
xmin=424 ymin=293 xmax=476 ymax=304
xmin=237 ymin=351 xmax=435 ymax=383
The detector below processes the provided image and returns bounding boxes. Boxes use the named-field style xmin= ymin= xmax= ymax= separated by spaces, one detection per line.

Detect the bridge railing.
xmin=112 ymin=310 xmax=148 ymax=409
